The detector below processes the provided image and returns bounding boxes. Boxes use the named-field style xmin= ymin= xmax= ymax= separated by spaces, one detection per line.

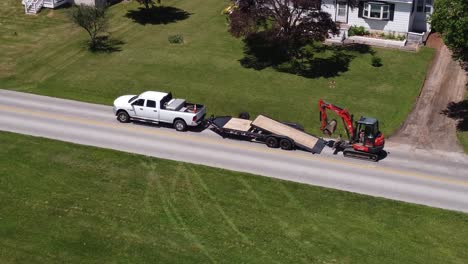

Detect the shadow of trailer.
xmin=207 ymin=115 xmax=327 ymax=154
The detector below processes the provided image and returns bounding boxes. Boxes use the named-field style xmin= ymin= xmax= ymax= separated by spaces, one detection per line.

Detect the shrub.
xmin=381 ymin=32 xmax=406 ymax=41
xmin=348 ymin=26 xmax=369 ymax=36
xmin=371 ymin=56 xmax=383 ymax=67
xmin=168 ymin=34 xmax=184 ymax=44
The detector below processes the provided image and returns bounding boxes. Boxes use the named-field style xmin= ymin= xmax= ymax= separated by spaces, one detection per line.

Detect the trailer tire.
xmin=174 ymin=119 xmax=187 ymax=132
xmin=280 ymin=138 xmax=293 ymax=150
xmin=265 ymin=137 xmax=279 ymax=148
xmin=239 ymin=112 xmax=250 ymax=120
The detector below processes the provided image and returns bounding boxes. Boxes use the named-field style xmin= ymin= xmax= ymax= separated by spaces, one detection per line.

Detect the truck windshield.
xmin=128 ymin=95 xmax=138 ymax=103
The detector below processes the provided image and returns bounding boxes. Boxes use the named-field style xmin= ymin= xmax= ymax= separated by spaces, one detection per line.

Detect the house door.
xmin=336 ymin=1 xmax=348 ymax=23
xmin=412 ymin=0 xmax=433 ymax=32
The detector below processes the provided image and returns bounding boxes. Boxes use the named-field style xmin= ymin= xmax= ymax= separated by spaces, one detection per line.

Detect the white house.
xmin=321 ymin=0 xmax=434 ymax=33
xmin=23 ymin=0 xmax=107 ymax=14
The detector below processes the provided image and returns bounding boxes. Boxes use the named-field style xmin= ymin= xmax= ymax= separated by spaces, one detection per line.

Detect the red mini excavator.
xmin=318 ymin=99 xmax=385 ymax=161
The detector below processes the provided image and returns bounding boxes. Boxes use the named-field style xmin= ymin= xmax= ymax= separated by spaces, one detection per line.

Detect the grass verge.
xmin=0 ymin=0 xmax=434 ymax=136
xmin=457 ymin=91 xmax=468 ymax=153
xmin=1 ymin=131 xmax=467 ymax=263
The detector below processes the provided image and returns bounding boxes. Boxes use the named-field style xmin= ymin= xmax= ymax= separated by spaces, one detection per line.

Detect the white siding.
xmin=73 ymin=0 xmax=95 ymax=5
xmin=383 ymin=0 xmax=413 ymax=3
xmin=72 ymin=0 xmax=106 ymax=7
xmin=43 ymin=0 xmax=68 ymax=8
xmin=348 ymin=2 xmax=412 ymax=33
xmin=321 ymin=0 xmax=337 ymax=21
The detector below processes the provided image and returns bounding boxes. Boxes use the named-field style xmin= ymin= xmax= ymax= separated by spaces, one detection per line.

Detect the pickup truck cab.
xmin=113 ymin=91 xmax=206 ymax=131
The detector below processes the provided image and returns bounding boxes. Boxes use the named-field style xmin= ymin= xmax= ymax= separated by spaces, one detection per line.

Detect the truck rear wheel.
xmin=265 ymin=137 xmax=279 ymax=148
xmin=174 ymin=119 xmax=187 ymax=132
xmin=280 ymin=138 xmax=293 ymax=150
xmin=117 ymin=111 xmax=130 ymax=123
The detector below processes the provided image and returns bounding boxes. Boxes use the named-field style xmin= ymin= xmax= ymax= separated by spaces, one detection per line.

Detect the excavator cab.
xmin=354 ymin=117 xmax=380 ymax=147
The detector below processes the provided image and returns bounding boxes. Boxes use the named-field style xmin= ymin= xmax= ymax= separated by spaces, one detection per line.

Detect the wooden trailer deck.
xmin=222 ymin=118 xmax=252 ymax=131
xmin=251 ymin=115 xmax=321 ymax=150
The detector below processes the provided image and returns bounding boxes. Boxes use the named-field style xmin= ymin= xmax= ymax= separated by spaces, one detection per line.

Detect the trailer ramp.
xmin=251 ymin=115 xmax=326 ymax=154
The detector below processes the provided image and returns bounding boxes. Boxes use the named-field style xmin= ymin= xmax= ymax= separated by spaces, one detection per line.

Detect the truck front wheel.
xmin=117 ymin=111 xmax=130 ymax=123
xmin=174 ymin=119 xmax=187 ymax=132
xmin=265 ymin=137 xmax=279 ymax=148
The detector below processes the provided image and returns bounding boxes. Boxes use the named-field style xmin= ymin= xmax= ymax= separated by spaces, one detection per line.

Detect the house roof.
xmin=139 ymin=91 xmax=169 ymax=101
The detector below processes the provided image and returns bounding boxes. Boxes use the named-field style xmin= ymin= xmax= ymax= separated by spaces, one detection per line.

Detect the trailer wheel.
xmin=239 ymin=112 xmax=250 ymax=120
xmin=280 ymin=138 xmax=293 ymax=150
xmin=265 ymin=137 xmax=279 ymax=148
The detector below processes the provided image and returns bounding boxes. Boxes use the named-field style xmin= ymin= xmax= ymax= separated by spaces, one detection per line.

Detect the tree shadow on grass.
xmin=342 ymin=43 xmax=376 ymax=55
xmin=275 ymin=49 xmax=355 ymax=78
xmin=239 ymin=33 xmax=373 ymax=78
xmin=89 ymin=36 xmax=125 ymax=53
xmin=238 ymin=32 xmax=290 ymax=70
xmin=441 ymin=100 xmax=468 ymax=131
xmin=125 ymin=6 xmax=191 ymax=25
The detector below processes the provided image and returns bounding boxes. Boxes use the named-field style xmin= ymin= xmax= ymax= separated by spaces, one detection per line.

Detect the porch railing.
xmin=24 ymin=0 xmax=44 ymax=14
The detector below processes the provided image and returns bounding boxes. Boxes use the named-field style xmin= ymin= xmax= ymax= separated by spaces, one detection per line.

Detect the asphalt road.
xmin=1 ymin=89 xmax=468 ymax=212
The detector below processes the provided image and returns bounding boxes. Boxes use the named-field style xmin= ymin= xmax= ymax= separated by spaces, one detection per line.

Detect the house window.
xmin=416 ymin=0 xmax=424 ymax=12
xmin=424 ymin=0 xmax=432 ymax=13
xmin=363 ymin=2 xmax=390 ymax=20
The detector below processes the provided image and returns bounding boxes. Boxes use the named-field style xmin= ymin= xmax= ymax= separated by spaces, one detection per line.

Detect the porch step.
xmin=326 ymin=29 xmax=347 ymax=44
xmin=24 ymin=0 xmax=44 ymax=14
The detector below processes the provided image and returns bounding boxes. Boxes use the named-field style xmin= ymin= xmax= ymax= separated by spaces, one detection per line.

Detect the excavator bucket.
xmin=323 ymin=119 xmax=337 ymax=136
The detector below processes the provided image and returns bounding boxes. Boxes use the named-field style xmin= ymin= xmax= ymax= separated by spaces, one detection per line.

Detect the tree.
xmin=431 ymin=0 xmax=468 ymax=63
xmin=229 ymin=0 xmax=357 ymax=54
xmin=71 ymin=4 xmax=108 ymax=49
xmin=136 ymin=0 xmax=161 ymax=10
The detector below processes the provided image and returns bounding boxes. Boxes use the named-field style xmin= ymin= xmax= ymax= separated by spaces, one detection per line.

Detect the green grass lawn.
xmin=459 ymin=132 xmax=468 ymax=153
xmin=1 ymin=132 xmax=468 ymax=263
xmin=0 ymin=0 xmax=434 ymax=136
xmin=457 ymin=92 xmax=468 ymax=152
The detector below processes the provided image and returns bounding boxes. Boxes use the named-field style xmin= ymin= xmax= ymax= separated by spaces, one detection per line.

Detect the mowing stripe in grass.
xmin=1 ymin=131 xmax=467 ymax=263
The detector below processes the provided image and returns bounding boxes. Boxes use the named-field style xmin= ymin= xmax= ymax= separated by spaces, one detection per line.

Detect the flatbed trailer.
xmin=208 ymin=115 xmax=326 ymax=154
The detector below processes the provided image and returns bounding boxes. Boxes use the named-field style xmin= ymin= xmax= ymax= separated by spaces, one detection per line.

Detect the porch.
xmin=322 ymin=0 xmax=433 ymax=48
xmin=326 ymin=24 xmax=426 ymax=51
xmin=22 ymin=0 xmax=104 ymax=14
xmin=23 ymin=0 xmax=68 ymax=14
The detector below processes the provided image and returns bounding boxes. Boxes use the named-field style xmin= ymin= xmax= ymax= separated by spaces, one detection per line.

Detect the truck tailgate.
xmin=194 ymin=106 xmax=206 ymax=122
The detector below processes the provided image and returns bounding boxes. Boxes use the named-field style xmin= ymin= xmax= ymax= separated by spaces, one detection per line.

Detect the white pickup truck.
xmin=113 ymin=91 xmax=206 ymax=131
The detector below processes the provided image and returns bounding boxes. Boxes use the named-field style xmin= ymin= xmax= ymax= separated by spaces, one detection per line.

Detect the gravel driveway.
xmin=391 ymin=34 xmax=467 ymax=152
